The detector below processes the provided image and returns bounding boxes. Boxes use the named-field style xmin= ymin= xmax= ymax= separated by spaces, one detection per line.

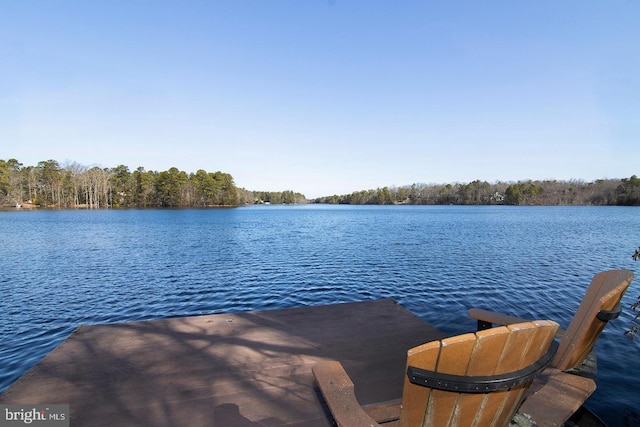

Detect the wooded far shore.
xmin=1 ymin=158 xmax=638 ymax=208
xmin=314 ymin=175 xmax=640 ymax=206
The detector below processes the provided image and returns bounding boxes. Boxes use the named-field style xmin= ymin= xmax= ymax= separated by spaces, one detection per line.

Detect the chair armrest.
xmin=312 ymin=361 xmax=382 ymax=427
xmin=468 ymin=308 xmax=531 ymax=329
xmin=468 ymin=309 xmax=566 ymax=337
xmin=517 ymin=369 xmax=596 ymax=427
xmin=363 ymin=400 xmax=401 ymax=424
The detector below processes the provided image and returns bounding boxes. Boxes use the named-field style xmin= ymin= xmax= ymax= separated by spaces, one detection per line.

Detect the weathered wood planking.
xmin=0 ymin=299 xmax=446 ymax=426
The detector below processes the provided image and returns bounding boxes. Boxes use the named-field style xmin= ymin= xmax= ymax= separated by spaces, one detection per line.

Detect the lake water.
xmin=1 ymin=205 xmax=639 ymax=425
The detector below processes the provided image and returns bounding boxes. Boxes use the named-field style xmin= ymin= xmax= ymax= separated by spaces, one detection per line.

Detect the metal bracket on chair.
xmin=477 ymin=320 xmax=493 ymax=331
xmin=407 ymin=340 xmax=558 ymax=393
xmin=596 ymin=305 xmax=621 ymax=322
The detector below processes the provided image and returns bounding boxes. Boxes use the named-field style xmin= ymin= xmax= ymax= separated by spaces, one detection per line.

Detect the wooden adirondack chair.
xmin=468 ymin=269 xmax=634 ymax=372
xmin=313 ymin=320 xmax=559 ymax=427
xmin=467 ymin=269 xmax=633 ymax=426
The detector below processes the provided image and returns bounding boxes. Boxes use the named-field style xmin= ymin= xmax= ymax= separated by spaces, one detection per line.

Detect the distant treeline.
xmin=3 ymin=158 xmax=637 ymax=208
xmin=312 ymin=177 xmax=640 ymax=206
xmin=0 ymin=158 xmax=307 ymax=208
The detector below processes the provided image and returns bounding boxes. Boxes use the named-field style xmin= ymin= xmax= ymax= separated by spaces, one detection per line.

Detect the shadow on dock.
xmin=0 ymin=299 xmax=445 ymax=426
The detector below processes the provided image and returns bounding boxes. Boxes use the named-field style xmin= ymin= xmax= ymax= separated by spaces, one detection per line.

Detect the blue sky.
xmin=2 ymin=1 xmax=638 ymax=198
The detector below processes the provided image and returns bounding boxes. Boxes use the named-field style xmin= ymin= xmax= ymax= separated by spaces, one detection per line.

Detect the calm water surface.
xmin=1 ymin=205 xmax=639 ymax=425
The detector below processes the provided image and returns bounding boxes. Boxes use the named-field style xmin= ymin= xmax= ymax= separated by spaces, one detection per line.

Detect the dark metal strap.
xmin=407 ymin=340 xmax=558 ymax=393
xmin=597 ymin=304 xmax=621 ymax=322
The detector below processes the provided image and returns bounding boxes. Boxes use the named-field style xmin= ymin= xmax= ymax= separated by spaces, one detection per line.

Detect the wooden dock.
xmin=0 ymin=299 xmax=446 ymax=426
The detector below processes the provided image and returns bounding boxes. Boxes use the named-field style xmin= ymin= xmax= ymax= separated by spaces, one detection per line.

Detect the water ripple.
xmin=0 ymin=206 xmax=639 ymax=425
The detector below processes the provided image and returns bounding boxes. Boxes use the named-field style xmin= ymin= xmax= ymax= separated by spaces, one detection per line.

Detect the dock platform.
xmin=0 ymin=299 xmax=446 ymax=426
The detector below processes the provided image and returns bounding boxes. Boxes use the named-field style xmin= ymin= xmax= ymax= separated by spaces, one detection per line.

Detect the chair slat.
xmin=398 ymin=341 xmax=441 ymax=427
xmin=422 ymin=333 xmax=477 ymax=426
xmin=455 ymin=327 xmax=511 ymax=426
xmin=483 ymin=322 xmax=537 ymax=427
xmin=491 ymin=321 xmax=558 ymax=427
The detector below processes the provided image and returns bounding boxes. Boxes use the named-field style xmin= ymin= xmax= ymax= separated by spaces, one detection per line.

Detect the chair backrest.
xmin=398 ymin=320 xmax=559 ymax=427
xmin=552 ymin=269 xmax=634 ymax=371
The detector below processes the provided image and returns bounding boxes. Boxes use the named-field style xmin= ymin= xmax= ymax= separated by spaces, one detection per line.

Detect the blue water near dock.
xmin=1 ymin=205 xmax=639 ymax=425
